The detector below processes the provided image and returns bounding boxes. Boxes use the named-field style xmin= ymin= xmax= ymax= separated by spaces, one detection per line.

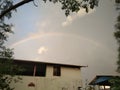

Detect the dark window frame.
xmin=16 ymin=63 xmax=46 ymax=77
xmin=53 ymin=65 xmax=61 ymax=76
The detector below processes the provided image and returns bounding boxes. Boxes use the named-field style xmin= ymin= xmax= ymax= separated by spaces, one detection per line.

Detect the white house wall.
xmin=46 ymin=65 xmax=53 ymax=77
xmin=61 ymin=66 xmax=81 ymax=79
xmin=11 ymin=65 xmax=82 ymax=90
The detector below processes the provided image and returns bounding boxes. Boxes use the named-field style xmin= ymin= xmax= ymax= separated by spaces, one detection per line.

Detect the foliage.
xmin=111 ymin=1 xmax=120 ymax=90
xmin=0 ymin=58 xmax=23 ymax=90
xmin=110 ymin=76 xmax=120 ymax=90
xmin=0 ymin=0 xmax=99 ymax=19
xmin=43 ymin=0 xmax=99 ymax=16
xmin=0 ymin=0 xmax=14 ymax=20
xmin=0 ymin=0 xmax=23 ymax=90
xmin=114 ymin=14 xmax=120 ymax=73
xmin=114 ymin=0 xmax=120 ymax=73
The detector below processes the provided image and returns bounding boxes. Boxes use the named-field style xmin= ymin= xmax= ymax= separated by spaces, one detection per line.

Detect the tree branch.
xmin=0 ymin=0 xmax=33 ymax=19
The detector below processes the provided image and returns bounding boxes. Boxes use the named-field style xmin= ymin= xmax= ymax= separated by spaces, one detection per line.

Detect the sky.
xmin=7 ymin=0 xmax=119 ymax=83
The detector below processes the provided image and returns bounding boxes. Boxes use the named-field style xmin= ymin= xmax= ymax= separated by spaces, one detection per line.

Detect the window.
xmin=35 ymin=64 xmax=46 ymax=77
xmin=53 ymin=65 xmax=61 ymax=76
xmin=15 ymin=62 xmax=46 ymax=77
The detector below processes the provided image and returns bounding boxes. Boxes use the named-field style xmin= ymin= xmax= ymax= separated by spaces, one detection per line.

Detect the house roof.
xmin=0 ymin=58 xmax=87 ymax=76
xmin=12 ymin=59 xmax=87 ymax=68
xmin=89 ymin=75 xmax=115 ymax=86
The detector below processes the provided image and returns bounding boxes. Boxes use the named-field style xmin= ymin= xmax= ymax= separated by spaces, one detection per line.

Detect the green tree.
xmin=110 ymin=76 xmax=120 ymax=90
xmin=0 ymin=0 xmax=16 ymax=89
xmin=111 ymin=1 xmax=120 ymax=90
xmin=114 ymin=15 xmax=120 ymax=73
xmin=0 ymin=0 xmax=24 ymax=90
xmin=114 ymin=0 xmax=120 ymax=73
xmin=0 ymin=0 xmax=99 ymax=19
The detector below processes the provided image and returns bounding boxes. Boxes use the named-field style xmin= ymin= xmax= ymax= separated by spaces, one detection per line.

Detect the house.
xmin=89 ymin=75 xmax=115 ymax=90
xmin=10 ymin=59 xmax=85 ymax=90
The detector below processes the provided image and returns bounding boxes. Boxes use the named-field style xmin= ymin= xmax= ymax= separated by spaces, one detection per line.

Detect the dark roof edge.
xmin=13 ymin=58 xmax=87 ymax=68
xmin=89 ymin=75 xmax=120 ymax=85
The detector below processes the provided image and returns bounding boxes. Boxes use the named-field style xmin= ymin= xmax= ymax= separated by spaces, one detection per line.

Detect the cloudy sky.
xmin=7 ymin=0 xmax=119 ymax=82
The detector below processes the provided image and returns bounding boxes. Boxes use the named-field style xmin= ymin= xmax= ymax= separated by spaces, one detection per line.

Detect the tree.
xmin=110 ymin=76 xmax=120 ymax=90
xmin=114 ymin=11 xmax=120 ymax=73
xmin=0 ymin=0 xmax=99 ymax=19
xmin=114 ymin=15 xmax=120 ymax=73
xmin=0 ymin=0 xmax=16 ymax=89
xmin=107 ymin=0 xmax=120 ymax=90
xmin=0 ymin=0 xmax=25 ymax=90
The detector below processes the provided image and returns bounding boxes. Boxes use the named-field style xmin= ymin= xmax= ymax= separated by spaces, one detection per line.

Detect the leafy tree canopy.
xmin=114 ymin=0 xmax=120 ymax=73
xmin=0 ymin=0 xmax=99 ymax=19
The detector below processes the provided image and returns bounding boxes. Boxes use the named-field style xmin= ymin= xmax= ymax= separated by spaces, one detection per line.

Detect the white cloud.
xmin=62 ymin=16 xmax=73 ymax=26
xmin=38 ymin=46 xmax=48 ymax=54
xmin=62 ymin=8 xmax=95 ymax=27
